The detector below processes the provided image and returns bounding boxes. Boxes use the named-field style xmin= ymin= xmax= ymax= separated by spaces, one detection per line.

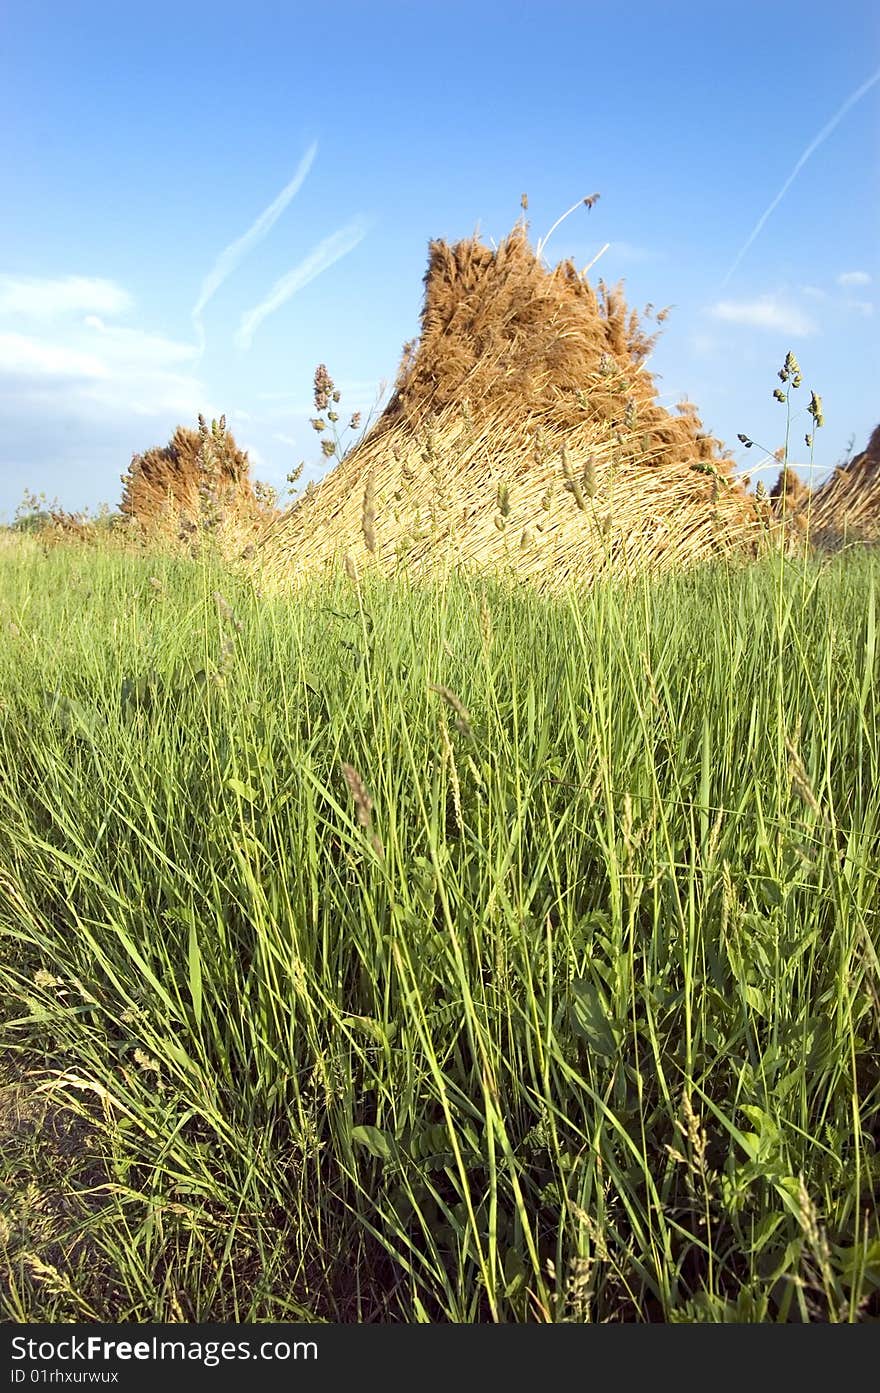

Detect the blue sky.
xmin=1 ymin=0 xmax=877 ymax=518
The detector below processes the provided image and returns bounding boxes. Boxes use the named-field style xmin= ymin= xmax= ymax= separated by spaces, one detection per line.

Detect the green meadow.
xmin=1 ymin=538 xmax=878 ymax=1321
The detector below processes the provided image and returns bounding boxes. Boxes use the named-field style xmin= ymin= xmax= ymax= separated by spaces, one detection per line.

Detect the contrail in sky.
xmin=236 ymin=217 xmax=371 ymax=350
xmin=192 ymin=141 xmax=317 ymax=352
xmin=721 ymin=67 xmax=880 ymax=286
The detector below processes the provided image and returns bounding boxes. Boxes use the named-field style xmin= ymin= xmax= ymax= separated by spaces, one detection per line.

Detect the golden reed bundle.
xmin=783 ymin=425 xmax=880 ymax=550
xmin=120 ymin=415 xmax=258 ymax=536
xmin=258 ymin=223 xmax=770 ymax=590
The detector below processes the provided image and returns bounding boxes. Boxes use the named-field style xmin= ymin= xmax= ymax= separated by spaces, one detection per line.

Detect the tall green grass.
xmin=1 ymin=540 xmax=878 ymax=1321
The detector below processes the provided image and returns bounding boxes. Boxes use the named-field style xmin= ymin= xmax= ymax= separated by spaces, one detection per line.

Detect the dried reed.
xmin=258 ymin=223 xmax=766 ymax=590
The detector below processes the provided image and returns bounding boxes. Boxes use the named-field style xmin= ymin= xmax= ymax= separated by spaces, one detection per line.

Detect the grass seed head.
xmin=438 ymin=717 xmax=463 ymax=831
xmin=583 ymin=454 xmax=598 ymax=499
xmin=362 ymin=474 xmax=377 ymax=553
xmin=785 ymin=734 xmax=826 ymax=822
xmin=479 ymin=595 xmax=493 ymax=650
xmin=213 ymin=591 xmax=243 ymax=632
xmin=313 ymin=364 xmax=334 ymax=412
xmin=213 ymin=590 xmax=234 ymax=622
xmin=561 ymin=447 xmax=587 ymax=511
xmin=430 ymin=683 xmax=472 ymax=738
xmin=778 ymin=351 xmax=802 ymax=388
xmin=341 ymin=762 xmax=373 ymax=829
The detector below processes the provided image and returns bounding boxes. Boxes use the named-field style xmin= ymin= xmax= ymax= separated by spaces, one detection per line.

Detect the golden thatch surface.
xmin=769 ymin=467 xmax=809 ymax=514
xmin=259 ymin=226 xmax=766 ymax=589
xmin=121 ymin=416 xmax=255 ymax=532
xmin=791 ymin=425 xmax=880 ymax=549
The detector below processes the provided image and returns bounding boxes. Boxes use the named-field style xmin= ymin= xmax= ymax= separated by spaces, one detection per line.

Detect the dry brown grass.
xmin=769 ymin=466 xmax=809 ymax=514
xmin=120 ymin=415 xmax=258 ymax=537
xmin=792 ymin=424 xmax=880 ymax=550
xmin=33 ymin=511 xmax=98 ymax=548
xmin=258 ymin=223 xmax=767 ymax=589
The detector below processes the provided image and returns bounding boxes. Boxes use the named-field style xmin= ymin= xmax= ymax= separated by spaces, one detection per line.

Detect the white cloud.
xmin=272 ymin=432 xmax=298 ymax=446
xmin=837 ymin=270 xmax=872 ymax=287
xmin=801 ymin=284 xmax=829 ymax=300
xmin=101 ymin=373 xmax=210 ymax=418
xmin=709 ymin=297 xmax=817 ymax=337
xmin=81 ymin=316 xmax=198 ymax=368
xmin=236 ymin=217 xmax=371 ymax=350
xmin=0 ymin=275 xmax=133 ymax=318
xmin=0 ymin=271 xmax=206 ymax=420
xmin=1 ymin=319 xmax=207 ymax=422
xmin=845 ymin=299 xmax=874 ymax=317
xmin=0 ymin=272 xmax=220 ymax=512
xmin=0 ymin=332 xmax=108 ymax=380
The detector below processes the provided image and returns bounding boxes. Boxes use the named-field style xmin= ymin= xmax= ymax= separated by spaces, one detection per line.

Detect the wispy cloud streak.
xmin=235 ymin=217 xmax=370 ymax=349
xmin=191 ymin=141 xmax=317 ymax=351
xmin=721 ymin=66 xmax=880 ymax=286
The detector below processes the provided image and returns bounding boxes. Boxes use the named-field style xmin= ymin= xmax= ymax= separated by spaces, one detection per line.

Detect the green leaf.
xmin=43 ymin=688 xmax=101 ymax=740
xmin=188 ymin=919 xmax=203 ymax=1028
xmin=743 ymin=984 xmax=766 ymax=1015
xmin=409 ymin=1122 xmax=455 ymax=1168
xmin=757 ymin=878 xmax=783 ymax=908
xmin=121 ymin=671 xmax=159 ymax=715
xmin=350 ymin=1125 xmax=395 ymax=1163
xmin=741 ymin=1105 xmax=779 ymax=1144
xmin=775 ymin=1175 xmax=803 ymax=1219
xmin=569 ymin=978 xmax=618 ymax=1058
xmin=340 ymin=1015 xmax=397 ymax=1046
xmin=503 ymin=1247 xmax=528 ymax=1298
xmin=752 ymin=1210 xmax=786 ymax=1253
xmin=227 ymin=777 xmax=259 ymax=803
xmin=833 ymin=1239 xmax=880 ymax=1291
xmin=699 ymin=711 xmax=711 ymax=843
